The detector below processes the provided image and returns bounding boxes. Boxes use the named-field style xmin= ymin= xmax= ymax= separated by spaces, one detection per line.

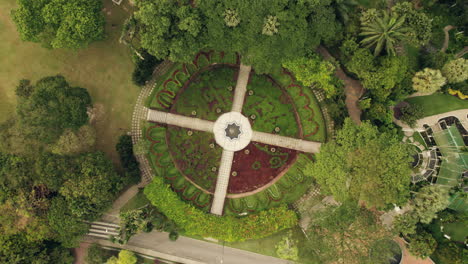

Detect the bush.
xmin=144 ymin=177 xmax=298 ymax=242
xmin=399 ymin=104 xmax=424 ymax=127
xmin=169 ymin=231 xmax=179 ymax=241
xmin=132 ymin=50 xmax=162 ymax=86
xmin=86 ymin=244 xmax=111 ymax=264
xmin=116 ymin=135 xmax=140 ymax=183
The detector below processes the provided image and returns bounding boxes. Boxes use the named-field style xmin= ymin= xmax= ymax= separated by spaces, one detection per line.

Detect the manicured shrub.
xmin=144 ymin=177 xmax=297 ymax=242
xmin=132 ymin=50 xmax=162 ymax=86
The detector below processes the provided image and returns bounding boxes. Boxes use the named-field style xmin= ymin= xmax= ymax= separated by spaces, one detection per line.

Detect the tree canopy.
xmin=16 ymin=75 xmax=91 ymax=144
xmin=11 ymin=0 xmax=105 ymax=49
xmin=134 ymin=0 xmax=342 ymax=73
xmin=305 ymin=118 xmax=412 ymax=208
xmin=303 ymin=201 xmax=392 ymax=264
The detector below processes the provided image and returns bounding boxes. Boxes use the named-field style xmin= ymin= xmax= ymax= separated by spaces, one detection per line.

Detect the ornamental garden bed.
xmin=144 ymin=50 xmax=326 ymax=214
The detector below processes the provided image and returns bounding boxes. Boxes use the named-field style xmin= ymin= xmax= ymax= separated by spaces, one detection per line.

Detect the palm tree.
xmin=359 ymin=10 xmax=408 ymax=56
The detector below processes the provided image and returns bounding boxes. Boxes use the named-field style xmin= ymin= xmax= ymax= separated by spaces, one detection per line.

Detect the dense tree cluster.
xmin=303 ymin=201 xmax=393 ymax=264
xmin=0 ymin=76 xmax=125 ymax=262
xmin=11 ymin=0 xmax=105 ymax=49
xmin=134 ymin=0 xmax=342 ymax=73
xmin=306 ymin=119 xmax=412 ymax=208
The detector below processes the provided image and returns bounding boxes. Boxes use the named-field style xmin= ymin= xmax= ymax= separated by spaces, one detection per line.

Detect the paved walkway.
xmin=102 ymin=185 xmax=139 ymax=223
xmin=316 ymin=46 xmax=364 ymax=125
xmin=211 ymin=150 xmax=235 ymax=215
xmin=252 ymin=131 xmax=321 ymax=153
xmin=394 ymin=109 xmax=468 ymax=131
xmin=231 ymin=64 xmax=251 ymax=112
xmin=83 ymin=231 xmax=292 ymax=264
xmin=147 ymin=110 xmax=214 ymax=132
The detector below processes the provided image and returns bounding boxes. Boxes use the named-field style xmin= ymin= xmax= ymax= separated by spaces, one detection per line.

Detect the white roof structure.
xmin=213 ymin=112 xmax=252 ymax=152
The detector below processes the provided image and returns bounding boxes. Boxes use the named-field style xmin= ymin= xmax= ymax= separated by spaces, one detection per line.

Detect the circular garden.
xmin=144 ymin=51 xmax=326 ymax=215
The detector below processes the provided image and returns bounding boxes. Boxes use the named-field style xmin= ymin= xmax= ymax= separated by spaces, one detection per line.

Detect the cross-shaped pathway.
xmin=147 ymin=64 xmax=322 ymax=215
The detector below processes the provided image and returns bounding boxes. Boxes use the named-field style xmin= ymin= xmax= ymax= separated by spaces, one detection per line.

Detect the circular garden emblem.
xmin=144 ymin=51 xmax=326 ymax=215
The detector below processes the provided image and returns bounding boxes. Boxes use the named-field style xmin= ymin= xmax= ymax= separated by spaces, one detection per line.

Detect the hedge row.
xmin=144 ymin=177 xmax=298 ymax=242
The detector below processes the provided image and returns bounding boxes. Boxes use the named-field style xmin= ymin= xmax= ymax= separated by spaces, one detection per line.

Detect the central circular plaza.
xmin=213 ymin=112 xmax=252 ymax=151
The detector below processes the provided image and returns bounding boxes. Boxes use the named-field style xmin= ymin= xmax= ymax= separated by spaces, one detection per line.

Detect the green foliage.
xmin=60 ymin=152 xmax=121 ymax=219
xmin=275 ymin=231 xmax=299 ymax=261
xmin=391 ymin=2 xmax=432 ymax=46
xmin=262 ymin=15 xmax=280 ymax=36
xmin=116 ymin=135 xmax=140 ymax=180
xmin=15 ymin=79 xmax=33 ymax=98
xmin=283 ymin=55 xmax=337 ymax=97
xmin=0 ymin=234 xmax=73 ymax=264
xmin=359 ymin=10 xmax=408 ymax=56
xmin=412 ymin=185 xmax=450 ymax=224
xmin=341 ymin=39 xmax=409 ymax=101
xmin=16 ymin=75 xmax=91 ymax=144
xmin=47 ymin=197 xmax=89 ymax=248
xmin=422 ymin=51 xmax=452 ymax=70
xmin=106 ymin=250 xmax=137 ymax=264
xmin=304 ymin=202 xmax=391 ymax=264
xmin=51 ymin=125 xmax=96 ymax=155
xmin=305 ymin=118 xmax=412 ymax=208
xmin=132 ymin=50 xmax=162 ymax=86
xmin=223 ymin=8 xmax=240 ymax=27
xmin=134 ymin=139 xmax=151 ymax=156
xmin=407 ymin=229 xmax=437 ymax=259
xmin=135 ymin=0 xmax=205 ymax=62
xmin=114 ymin=206 xmax=177 ymax=244
xmin=399 ymin=103 xmax=424 ymax=127
xmin=431 ymin=242 xmax=466 ymax=264
xmin=144 ymin=176 xmax=297 ymax=242
xmin=393 ymin=213 xmax=418 ymax=236
xmin=86 ymin=244 xmax=110 ymax=264
xmin=137 ymin=0 xmax=342 ymax=73
xmin=169 ymin=230 xmax=179 ymax=241
xmin=11 ymin=0 xmax=105 ymax=49
xmin=412 ymin=68 xmax=447 ymax=94
xmin=442 ymin=58 xmax=468 ymax=84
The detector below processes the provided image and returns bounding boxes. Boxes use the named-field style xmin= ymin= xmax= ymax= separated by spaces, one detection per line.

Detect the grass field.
xmin=405 ymin=93 xmax=468 ymax=117
xmin=0 ymin=0 xmax=139 ymax=163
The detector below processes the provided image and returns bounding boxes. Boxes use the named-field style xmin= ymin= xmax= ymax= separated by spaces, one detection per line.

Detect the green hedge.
xmin=144 ymin=177 xmax=298 ymax=242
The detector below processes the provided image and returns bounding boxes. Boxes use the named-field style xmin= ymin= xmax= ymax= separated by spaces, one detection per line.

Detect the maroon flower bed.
xmin=229 ymin=142 xmax=297 ymax=194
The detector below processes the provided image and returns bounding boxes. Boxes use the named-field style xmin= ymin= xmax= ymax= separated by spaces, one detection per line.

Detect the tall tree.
xmin=136 ymin=0 xmax=342 ymax=73
xmin=412 ymin=185 xmax=450 ymax=224
xmin=412 ymin=68 xmax=447 ymax=94
xmin=359 ymin=10 xmax=409 ymax=56
xmin=304 ymin=201 xmax=392 ymax=264
xmin=283 ymin=54 xmax=337 ymax=97
xmin=442 ymin=58 xmax=468 ymax=84
xmin=16 ymin=75 xmax=91 ymax=144
xmin=11 ymin=0 xmax=105 ymax=49
xmin=305 ymin=118 xmax=412 ymax=208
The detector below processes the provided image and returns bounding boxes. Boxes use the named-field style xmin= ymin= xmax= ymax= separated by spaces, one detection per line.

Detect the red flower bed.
xmin=229 ymin=142 xmax=297 ymax=194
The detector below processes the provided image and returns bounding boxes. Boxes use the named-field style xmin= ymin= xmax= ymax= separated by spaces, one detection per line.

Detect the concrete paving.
xmin=231 ymin=64 xmax=251 ymax=112
xmin=147 ymin=110 xmax=215 ymax=133
xmin=211 ymin=150 xmax=235 ymax=215
xmin=251 ymin=131 xmax=321 ymax=153
xmin=83 ymin=230 xmax=292 ymax=264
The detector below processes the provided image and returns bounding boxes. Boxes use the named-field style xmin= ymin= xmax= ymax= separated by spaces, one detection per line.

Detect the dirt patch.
xmin=87 ymin=103 xmax=105 ymax=124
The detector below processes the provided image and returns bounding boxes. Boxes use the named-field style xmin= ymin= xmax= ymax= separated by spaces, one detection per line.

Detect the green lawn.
xmin=0 ymin=0 xmax=139 ymax=163
xmin=405 ymin=93 xmax=468 ymax=117
xmin=120 ymin=189 xmax=150 ymax=213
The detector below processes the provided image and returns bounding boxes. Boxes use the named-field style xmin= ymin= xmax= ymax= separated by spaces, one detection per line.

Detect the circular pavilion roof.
xmin=213 ymin=112 xmax=252 ymax=151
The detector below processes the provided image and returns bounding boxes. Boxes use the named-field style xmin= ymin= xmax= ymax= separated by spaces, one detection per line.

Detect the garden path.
xmin=146 ymin=63 xmax=322 ymax=215
xmin=316 ymin=46 xmax=365 ymax=125
xmin=394 ymin=109 xmax=468 ymax=131
xmin=231 ymin=64 xmax=251 ymax=112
